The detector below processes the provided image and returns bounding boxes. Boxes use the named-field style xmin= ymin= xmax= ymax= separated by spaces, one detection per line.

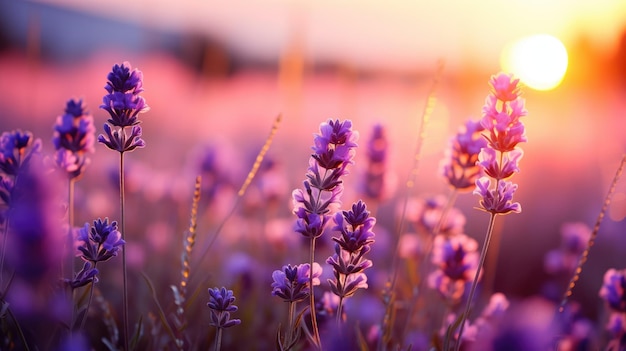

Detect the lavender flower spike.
xmin=474 ymin=72 xmax=527 ymax=215
xmin=327 ymin=200 xmax=375 ymax=300
xmin=52 ymin=98 xmax=96 ymax=179
xmin=441 ymin=119 xmax=486 ymax=191
xmin=76 ymin=218 xmax=125 ymax=263
xmin=98 ymin=62 xmax=149 ymax=153
xmin=100 ymin=62 xmax=149 ymax=128
xmin=271 ymin=262 xmax=323 ymax=303
xmin=207 ymin=287 xmax=242 ymax=329
xmin=600 ymin=268 xmax=626 ymax=313
xmin=0 ymin=130 xmax=42 ymax=177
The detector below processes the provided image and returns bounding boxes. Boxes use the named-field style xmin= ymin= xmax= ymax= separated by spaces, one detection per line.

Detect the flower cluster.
xmin=69 ymin=218 xmax=124 ymax=289
xmin=207 ymin=287 xmax=241 ymax=329
xmin=474 ymin=73 xmax=527 ymax=214
xmin=0 ymin=130 xmax=41 ymax=177
xmin=76 ymin=218 xmax=125 ymax=264
xmin=600 ymin=268 xmax=626 ymax=344
xmin=327 ymin=200 xmax=375 ymax=299
xmin=5 ymin=150 xmax=64 ymax=285
xmin=271 ymin=262 xmax=322 ymax=303
xmin=441 ymin=119 xmax=486 ymax=191
xmin=544 ymin=222 xmax=591 ymax=275
xmin=52 ymin=99 xmax=96 ymax=179
xmin=98 ymin=62 xmax=149 ymax=153
xmin=361 ymin=123 xmax=389 ymax=200
xmin=428 ymin=233 xmax=480 ymax=303
xmin=292 ymin=119 xmax=358 ymax=239
xmin=0 ymin=130 xmax=41 ymax=220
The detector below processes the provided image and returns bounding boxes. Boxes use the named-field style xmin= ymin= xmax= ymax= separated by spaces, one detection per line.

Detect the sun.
xmin=501 ymin=34 xmax=569 ymax=91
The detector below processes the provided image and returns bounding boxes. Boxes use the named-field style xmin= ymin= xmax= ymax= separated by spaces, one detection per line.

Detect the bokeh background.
xmin=1 ymin=0 xmax=626 ymax=348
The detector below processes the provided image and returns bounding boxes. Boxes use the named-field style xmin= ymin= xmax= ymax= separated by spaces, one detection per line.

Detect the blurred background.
xmin=2 ymin=0 xmax=626 ymax=341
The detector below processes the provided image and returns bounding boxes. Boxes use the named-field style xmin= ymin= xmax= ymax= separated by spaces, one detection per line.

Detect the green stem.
xmin=309 ymin=237 xmax=322 ymax=350
xmin=454 ymin=212 xmax=497 ymax=351
xmin=120 ymin=151 xmax=129 ymax=351
xmin=78 ymin=264 xmax=97 ymax=331
xmin=336 ymin=296 xmax=344 ymax=327
xmin=286 ymin=301 xmax=296 ymax=347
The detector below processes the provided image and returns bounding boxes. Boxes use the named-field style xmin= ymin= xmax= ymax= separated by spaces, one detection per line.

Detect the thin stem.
xmin=454 ymin=212 xmax=497 ymax=351
xmin=401 ymin=189 xmax=458 ymax=345
xmin=67 ymin=178 xmax=75 ymax=279
xmin=119 ymin=151 xmax=129 ymax=351
xmin=336 ymin=296 xmax=344 ymax=327
xmin=286 ymin=301 xmax=296 ymax=346
xmin=78 ymin=267 xmax=97 ymax=331
xmin=559 ymin=154 xmax=626 ymax=312
xmin=6 ymin=303 xmax=31 ymax=351
xmin=308 ymin=237 xmax=322 ymax=350
xmin=214 ymin=326 xmax=223 ymax=351
xmin=67 ymin=178 xmax=75 ymax=337
xmin=0 ymin=215 xmax=8 ymax=289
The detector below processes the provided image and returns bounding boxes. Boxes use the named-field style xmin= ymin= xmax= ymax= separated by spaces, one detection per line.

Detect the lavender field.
xmin=1 ymin=1 xmax=626 ymax=350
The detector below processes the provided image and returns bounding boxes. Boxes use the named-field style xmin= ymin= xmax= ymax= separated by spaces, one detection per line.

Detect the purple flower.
xmin=474 ymin=177 xmax=521 ymax=214
xmin=600 ymin=268 xmax=626 ymax=313
xmin=0 ymin=130 xmax=42 ymax=176
xmin=64 ymin=261 xmax=99 ymax=289
xmin=477 ymin=148 xmax=523 ymax=181
xmin=100 ymin=62 xmax=148 ymax=128
xmin=76 ymin=218 xmax=125 ymax=263
xmin=332 ymin=200 xmax=376 ymax=254
xmin=207 ymin=287 xmax=241 ymax=328
xmin=544 ymin=222 xmax=591 ymax=274
xmin=405 ymin=196 xmax=466 ymax=235
xmin=292 ymin=119 xmax=357 ymax=239
xmin=98 ymin=62 xmax=148 ymax=153
xmin=489 ymin=73 xmax=521 ymax=102
xmin=474 ymin=72 xmax=527 ymax=215
xmin=361 ymin=123 xmax=389 ymax=199
xmin=428 ymin=234 xmax=480 ymax=301
xmin=97 ymin=124 xmax=145 ymax=153
xmin=52 ymin=99 xmax=95 ymax=179
xmin=6 ymin=154 xmax=64 ymax=284
xmin=441 ymin=119 xmax=487 ymax=191
xmin=311 ymin=119 xmax=358 ymax=170
xmin=271 ymin=263 xmax=322 ymax=303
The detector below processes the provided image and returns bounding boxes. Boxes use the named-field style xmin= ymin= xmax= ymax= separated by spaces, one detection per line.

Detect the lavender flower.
xmin=361 ymin=123 xmax=390 ymax=199
xmin=292 ymin=119 xmax=358 ymax=239
xmin=600 ymin=268 xmax=626 ymax=313
xmin=98 ymin=62 xmax=148 ymax=153
xmin=441 ymin=119 xmax=486 ymax=191
xmin=271 ymin=262 xmax=322 ymax=303
xmin=474 ymin=177 xmax=521 ymax=214
xmin=76 ymin=218 xmax=125 ymax=263
xmin=473 ymin=72 xmax=527 ymax=214
xmin=544 ymin=222 xmax=591 ymax=274
xmin=427 ymin=233 xmax=480 ymax=302
xmin=207 ymin=287 xmax=241 ymax=329
xmin=0 ymin=130 xmax=42 ymax=176
xmin=6 ymin=155 xmax=64 ymax=284
xmin=456 ymin=73 xmax=528 ymax=348
xmin=327 ymin=200 xmax=375 ymax=300
xmin=64 ymin=261 xmax=99 ymax=290
xmin=404 ymin=195 xmax=466 ymax=235
xmin=52 ymin=99 xmax=95 ymax=179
